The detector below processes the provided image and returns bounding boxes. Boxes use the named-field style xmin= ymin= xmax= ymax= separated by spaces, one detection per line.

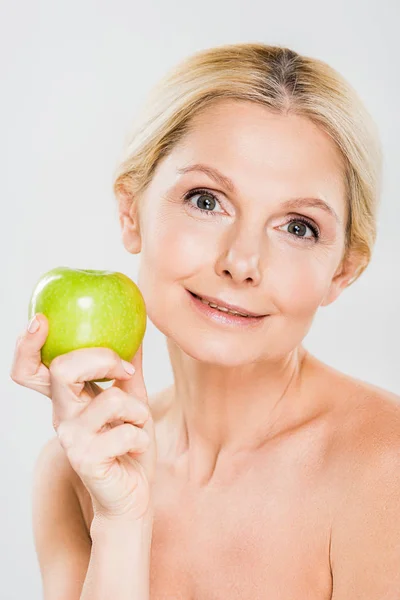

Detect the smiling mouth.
xmin=188 ymin=291 xmax=266 ymax=319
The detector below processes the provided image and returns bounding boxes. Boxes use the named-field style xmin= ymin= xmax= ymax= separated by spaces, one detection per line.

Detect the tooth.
xmin=197 ymin=295 xmax=250 ymax=317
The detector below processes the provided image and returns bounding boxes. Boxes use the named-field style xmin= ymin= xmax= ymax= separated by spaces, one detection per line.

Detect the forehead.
xmin=177 ymin=100 xmax=343 ymax=182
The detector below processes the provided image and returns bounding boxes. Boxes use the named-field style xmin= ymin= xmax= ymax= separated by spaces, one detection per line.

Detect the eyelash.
xmin=183 ymin=188 xmax=321 ymax=242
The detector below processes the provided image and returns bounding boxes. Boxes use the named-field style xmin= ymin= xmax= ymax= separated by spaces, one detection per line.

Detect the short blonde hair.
xmin=113 ymin=42 xmax=383 ymax=286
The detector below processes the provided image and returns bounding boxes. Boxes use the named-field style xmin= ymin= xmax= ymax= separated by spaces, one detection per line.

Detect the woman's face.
xmin=124 ymin=100 xmax=351 ymax=365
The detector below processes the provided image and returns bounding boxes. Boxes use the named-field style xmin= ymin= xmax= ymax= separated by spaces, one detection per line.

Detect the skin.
xmin=18 ymin=97 xmax=400 ymax=598
xmin=118 ymin=98 xmax=358 ymax=486
xmin=73 ymin=97 xmax=400 ymax=597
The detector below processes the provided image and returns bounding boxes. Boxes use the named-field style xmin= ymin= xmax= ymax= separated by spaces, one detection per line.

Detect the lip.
xmin=187 ymin=290 xmax=267 ymax=317
xmin=186 ymin=289 xmax=268 ymax=327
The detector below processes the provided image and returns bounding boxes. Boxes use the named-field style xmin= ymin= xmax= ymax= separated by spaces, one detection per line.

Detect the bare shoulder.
xmin=306 ymin=353 xmax=400 ymax=491
xmin=324 ymin=372 xmax=400 ymax=596
xmin=329 ymin=366 xmax=400 ymax=456
xmin=307 ymin=353 xmax=400 ymax=448
xmin=308 ymin=353 xmax=400 ymax=589
xmin=336 ymin=377 xmax=400 ymax=483
xmin=32 ymin=436 xmax=92 ymax=597
xmin=305 ymin=354 xmax=400 ymax=595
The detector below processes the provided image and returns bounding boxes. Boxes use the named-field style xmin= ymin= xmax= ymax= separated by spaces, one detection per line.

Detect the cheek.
xmin=137 ymin=207 xmax=335 ymax=321
xmin=137 ymin=216 xmax=211 ymax=308
xmin=268 ymin=249 xmax=334 ymax=317
xmin=146 ymin=219 xmax=209 ymax=277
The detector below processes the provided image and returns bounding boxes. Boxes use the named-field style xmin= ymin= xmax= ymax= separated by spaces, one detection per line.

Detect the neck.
xmin=164 ymin=340 xmax=313 ymax=484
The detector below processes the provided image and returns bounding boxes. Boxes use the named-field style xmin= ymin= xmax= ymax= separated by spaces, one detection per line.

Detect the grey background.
xmin=1 ymin=0 xmax=399 ymax=597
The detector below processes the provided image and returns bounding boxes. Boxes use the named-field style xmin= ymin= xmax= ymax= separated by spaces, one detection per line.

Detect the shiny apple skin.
xmin=28 ymin=267 xmax=147 ymax=383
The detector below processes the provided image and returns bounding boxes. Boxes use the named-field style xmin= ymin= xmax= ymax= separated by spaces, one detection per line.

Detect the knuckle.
xmin=126 ymin=424 xmax=148 ymax=448
xmin=56 ymin=421 xmax=75 ymax=450
xmin=77 ymin=453 xmax=92 ymax=477
xmin=112 ymin=352 xmax=122 ymax=368
xmin=102 ymin=386 xmax=124 ymax=401
xmin=138 ymin=429 xmax=150 ymax=448
xmin=112 ymin=386 xmax=126 ymax=400
xmin=138 ymin=400 xmax=151 ymax=420
xmin=123 ymin=424 xmax=136 ymax=444
xmin=105 ymin=348 xmax=120 ymax=369
xmin=141 ymin=428 xmax=150 ymax=443
xmin=102 ymin=387 xmax=125 ymax=413
xmin=10 ymin=344 xmax=24 ymax=383
xmin=49 ymin=356 xmax=64 ymax=378
xmin=113 ymin=394 xmax=127 ymax=420
xmin=9 ymin=369 xmax=22 ymax=384
xmin=130 ymin=397 xmax=150 ymax=423
xmin=67 ymin=446 xmax=86 ymax=473
xmin=95 ymin=347 xmax=119 ymax=367
xmin=14 ymin=332 xmax=25 ymax=350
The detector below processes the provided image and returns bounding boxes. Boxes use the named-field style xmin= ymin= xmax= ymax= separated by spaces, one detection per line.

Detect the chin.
xmin=172 ymin=326 xmax=268 ymax=367
xmin=146 ymin=298 xmax=269 ymax=366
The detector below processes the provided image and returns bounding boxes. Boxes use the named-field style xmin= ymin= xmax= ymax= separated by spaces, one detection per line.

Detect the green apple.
xmin=28 ymin=267 xmax=147 ymax=383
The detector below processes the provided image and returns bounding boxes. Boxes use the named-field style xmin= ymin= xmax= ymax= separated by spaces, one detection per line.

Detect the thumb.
xmin=10 ymin=313 xmax=52 ymax=396
xmin=114 ymin=343 xmax=148 ymax=402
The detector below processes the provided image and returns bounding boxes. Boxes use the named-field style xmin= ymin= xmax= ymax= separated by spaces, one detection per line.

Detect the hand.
xmin=10 ymin=313 xmax=157 ymax=521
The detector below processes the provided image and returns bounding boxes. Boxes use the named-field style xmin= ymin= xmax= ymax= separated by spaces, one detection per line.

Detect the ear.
xmin=320 ymin=249 xmax=366 ymax=307
xmin=116 ymin=183 xmax=142 ymax=254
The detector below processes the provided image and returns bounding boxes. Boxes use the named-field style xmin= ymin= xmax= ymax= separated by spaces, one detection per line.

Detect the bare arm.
xmin=33 ymin=436 xmax=154 ymax=600
xmin=82 ymin=510 xmax=154 ymax=599
xmin=32 ymin=436 xmax=92 ymax=598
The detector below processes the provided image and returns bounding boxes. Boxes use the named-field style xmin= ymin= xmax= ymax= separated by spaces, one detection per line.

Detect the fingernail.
xmin=121 ymin=360 xmax=135 ymax=375
xmin=27 ymin=315 xmax=40 ymax=334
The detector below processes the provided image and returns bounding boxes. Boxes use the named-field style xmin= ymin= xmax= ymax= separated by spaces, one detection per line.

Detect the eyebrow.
xmin=176 ymin=163 xmax=341 ymax=225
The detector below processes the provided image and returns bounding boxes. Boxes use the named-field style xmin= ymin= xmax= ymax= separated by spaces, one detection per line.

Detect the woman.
xmin=11 ymin=43 xmax=400 ymax=599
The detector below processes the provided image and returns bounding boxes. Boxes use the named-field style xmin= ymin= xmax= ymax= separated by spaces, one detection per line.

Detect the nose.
xmin=215 ymin=224 xmax=262 ymax=286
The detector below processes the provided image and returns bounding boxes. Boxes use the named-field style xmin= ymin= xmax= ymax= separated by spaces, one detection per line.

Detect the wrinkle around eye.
xmin=161 ymin=189 xmax=182 ymax=205
xmin=162 ymin=186 xmax=341 ymax=243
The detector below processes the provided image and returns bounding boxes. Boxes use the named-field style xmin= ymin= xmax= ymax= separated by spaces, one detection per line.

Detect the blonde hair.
xmin=113 ymin=42 xmax=383 ymax=286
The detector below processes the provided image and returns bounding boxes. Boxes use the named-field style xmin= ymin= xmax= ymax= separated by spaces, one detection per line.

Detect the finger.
xmin=56 ymin=422 xmax=150 ymax=477
xmin=113 ymin=343 xmax=147 ymax=403
xmin=49 ymin=347 xmax=135 ymax=391
xmin=9 ymin=313 xmax=51 ymax=396
xmin=90 ymin=423 xmax=150 ymax=463
xmin=78 ymin=387 xmax=150 ymax=434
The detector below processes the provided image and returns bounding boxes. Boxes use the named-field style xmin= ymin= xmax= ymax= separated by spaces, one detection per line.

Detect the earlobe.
xmin=320 ymin=252 xmax=366 ymax=307
xmin=320 ymin=273 xmax=350 ymax=307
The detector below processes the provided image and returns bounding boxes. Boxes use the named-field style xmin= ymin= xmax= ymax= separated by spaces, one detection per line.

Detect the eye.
xmin=183 ymin=188 xmax=224 ymax=217
xmin=280 ymin=217 xmax=320 ymax=242
xmin=182 ymin=189 xmax=320 ymax=242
